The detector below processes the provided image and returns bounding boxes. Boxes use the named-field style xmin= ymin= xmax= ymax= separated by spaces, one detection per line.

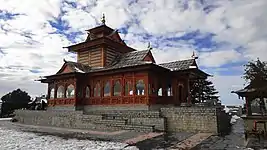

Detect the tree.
xmin=1 ymin=89 xmax=31 ymax=117
xmin=243 ymin=59 xmax=267 ymax=114
xmin=190 ymin=78 xmax=219 ymax=105
xmin=243 ymin=59 xmax=267 ymax=87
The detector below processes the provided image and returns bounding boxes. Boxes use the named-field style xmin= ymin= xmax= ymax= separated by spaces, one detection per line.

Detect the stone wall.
xmin=15 ymin=106 xmax=230 ymax=134
xmin=129 ymin=117 xmax=165 ymax=131
xmin=83 ymin=105 xmax=149 ymax=113
xmin=47 ymin=105 xmax=76 ymax=111
xmin=161 ymin=107 xmax=219 ymax=133
xmin=14 ymin=110 xmax=95 ymax=129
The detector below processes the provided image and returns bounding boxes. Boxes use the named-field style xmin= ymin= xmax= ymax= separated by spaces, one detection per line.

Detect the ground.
xmin=0 ymin=118 xmax=266 ymax=150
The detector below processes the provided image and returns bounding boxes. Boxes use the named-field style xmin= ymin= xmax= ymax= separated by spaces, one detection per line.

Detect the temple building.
xmin=39 ymin=16 xmax=209 ymax=111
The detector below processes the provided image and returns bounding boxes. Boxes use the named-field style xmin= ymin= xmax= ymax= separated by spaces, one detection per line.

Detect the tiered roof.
xmin=56 ymin=49 xmax=200 ymax=75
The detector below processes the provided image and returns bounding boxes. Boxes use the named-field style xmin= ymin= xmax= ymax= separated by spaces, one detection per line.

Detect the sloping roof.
xmin=231 ymin=84 xmax=267 ymax=98
xmin=158 ymin=59 xmax=196 ymax=71
xmin=88 ymin=50 xmax=153 ymax=72
xmin=57 ymin=60 xmax=91 ymax=74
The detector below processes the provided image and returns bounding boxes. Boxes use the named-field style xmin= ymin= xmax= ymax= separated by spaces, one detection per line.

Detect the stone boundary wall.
xmin=83 ymin=105 xmax=149 ymax=113
xmin=161 ymin=107 xmax=219 ymax=133
xmin=14 ymin=106 xmax=230 ymax=134
xmin=14 ymin=110 xmax=96 ymax=129
xmin=47 ymin=106 xmax=76 ymax=111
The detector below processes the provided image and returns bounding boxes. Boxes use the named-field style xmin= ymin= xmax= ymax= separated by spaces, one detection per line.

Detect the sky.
xmin=0 ymin=0 xmax=266 ymax=105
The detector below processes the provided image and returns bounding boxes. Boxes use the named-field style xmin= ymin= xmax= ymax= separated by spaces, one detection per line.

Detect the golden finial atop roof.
xmin=101 ymin=13 xmax=105 ymax=25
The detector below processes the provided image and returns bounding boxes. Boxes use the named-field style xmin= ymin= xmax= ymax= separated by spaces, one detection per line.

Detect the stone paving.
xmin=193 ymin=118 xmax=247 ymax=150
xmin=3 ymin=118 xmax=267 ymax=150
xmin=134 ymin=132 xmax=195 ymax=149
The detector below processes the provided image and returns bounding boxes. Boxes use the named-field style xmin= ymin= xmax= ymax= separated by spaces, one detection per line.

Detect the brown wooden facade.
xmin=45 ymin=69 xmax=192 ymax=107
xmin=41 ymin=23 xmax=208 ymax=109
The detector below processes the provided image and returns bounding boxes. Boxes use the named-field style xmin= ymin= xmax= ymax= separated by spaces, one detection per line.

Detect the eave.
xmin=171 ymin=68 xmax=210 ymax=79
xmin=64 ymin=37 xmax=135 ymax=53
xmin=37 ymin=72 xmax=84 ymax=83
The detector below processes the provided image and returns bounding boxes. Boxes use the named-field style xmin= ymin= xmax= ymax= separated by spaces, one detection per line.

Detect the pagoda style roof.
xmin=158 ymin=59 xmax=197 ymax=71
xmin=232 ymin=84 xmax=267 ymax=98
xmin=52 ymin=50 xmax=208 ymax=75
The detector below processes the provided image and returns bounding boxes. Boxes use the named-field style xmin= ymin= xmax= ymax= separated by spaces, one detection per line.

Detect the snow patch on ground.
xmin=230 ymin=115 xmax=241 ymax=124
xmin=0 ymin=118 xmax=12 ymax=121
xmin=224 ymin=107 xmax=230 ymax=113
xmin=0 ymin=127 xmax=138 ymax=150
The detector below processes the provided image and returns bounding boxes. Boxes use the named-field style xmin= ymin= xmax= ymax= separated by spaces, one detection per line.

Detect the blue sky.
xmin=0 ymin=0 xmax=267 ymax=105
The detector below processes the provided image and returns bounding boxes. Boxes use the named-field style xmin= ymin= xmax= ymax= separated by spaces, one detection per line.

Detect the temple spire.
xmin=101 ymin=13 xmax=105 ymax=25
xmin=147 ymin=42 xmax=153 ymax=50
xmin=191 ymin=51 xmax=198 ymax=59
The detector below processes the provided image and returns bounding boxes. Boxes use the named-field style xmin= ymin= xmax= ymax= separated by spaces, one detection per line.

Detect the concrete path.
xmin=124 ymin=132 xmax=164 ymax=145
xmin=173 ymin=133 xmax=213 ymax=149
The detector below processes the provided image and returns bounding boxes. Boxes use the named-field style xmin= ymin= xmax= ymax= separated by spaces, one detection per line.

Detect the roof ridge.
xmin=126 ymin=49 xmax=149 ymax=54
xmin=158 ymin=58 xmax=195 ymax=65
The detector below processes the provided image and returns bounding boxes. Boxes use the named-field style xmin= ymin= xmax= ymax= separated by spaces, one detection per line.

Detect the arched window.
xmin=113 ymin=80 xmax=121 ymax=96
xmin=50 ymin=88 xmax=55 ymax=99
xmin=57 ymin=86 xmax=65 ymax=98
xmin=158 ymin=88 xmax=163 ymax=96
xmin=85 ymin=86 xmax=90 ymax=98
xmin=66 ymin=84 xmax=75 ymax=98
xmin=104 ymin=81 xmax=111 ymax=96
xmin=125 ymin=81 xmax=133 ymax=96
xmin=94 ymin=81 xmax=101 ymax=97
xmin=157 ymin=83 xmax=163 ymax=96
xmin=136 ymin=79 xmax=145 ymax=95
xmin=167 ymin=84 xmax=172 ymax=96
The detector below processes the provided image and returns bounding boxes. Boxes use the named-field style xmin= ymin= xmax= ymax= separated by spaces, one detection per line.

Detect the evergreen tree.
xmin=243 ymin=59 xmax=267 ymax=87
xmin=1 ymin=89 xmax=31 ymax=116
xmin=190 ymin=78 xmax=219 ymax=105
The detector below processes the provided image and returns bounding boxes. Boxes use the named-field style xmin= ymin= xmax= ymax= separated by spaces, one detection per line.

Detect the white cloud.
xmin=199 ymin=49 xmax=242 ymax=67
xmin=0 ymin=0 xmax=265 ymax=105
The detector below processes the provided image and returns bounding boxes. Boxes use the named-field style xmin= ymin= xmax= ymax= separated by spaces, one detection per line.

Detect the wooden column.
xmin=246 ymin=97 xmax=252 ymax=116
xmin=145 ymin=73 xmax=149 ymax=104
xmin=187 ymin=78 xmax=191 ymax=104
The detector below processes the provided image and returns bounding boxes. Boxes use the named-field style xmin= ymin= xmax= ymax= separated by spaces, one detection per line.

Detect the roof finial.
xmin=191 ymin=51 xmax=198 ymax=59
xmin=101 ymin=13 xmax=105 ymax=25
xmin=147 ymin=42 xmax=153 ymax=50
xmin=63 ymin=58 xmax=67 ymax=63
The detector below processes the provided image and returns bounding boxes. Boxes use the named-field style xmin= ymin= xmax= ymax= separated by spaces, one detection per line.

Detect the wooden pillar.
xmin=145 ymin=73 xmax=149 ymax=104
xmin=187 ymin=78 xmax=191 ymax=104
xmin=133 ymin=73 xmax=136 ymax=96
xmin=122 ymin=77 xmax=125 ymax=96
xmin=246 ymin=97 xmax=252 ymax=116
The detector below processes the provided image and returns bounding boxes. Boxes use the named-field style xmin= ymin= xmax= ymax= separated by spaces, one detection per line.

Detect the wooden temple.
xmin=232 ymin=84 xmax=267 ymax=139
xmin=39 ymin=16 xmax=209 ymax=111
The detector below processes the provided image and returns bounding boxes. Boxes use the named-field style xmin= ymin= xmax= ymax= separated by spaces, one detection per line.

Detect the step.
xmin=94 ymin=119 xmax=127 ymax=126
xmin=110 ymin=124 xmax=155 ymax=133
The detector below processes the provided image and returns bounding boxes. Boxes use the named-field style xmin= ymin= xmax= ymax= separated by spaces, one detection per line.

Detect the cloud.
xmin=0 ymin=0 xmax=266 ymax=105
xmin=199 ymin=49 xmax=242 ymax=67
